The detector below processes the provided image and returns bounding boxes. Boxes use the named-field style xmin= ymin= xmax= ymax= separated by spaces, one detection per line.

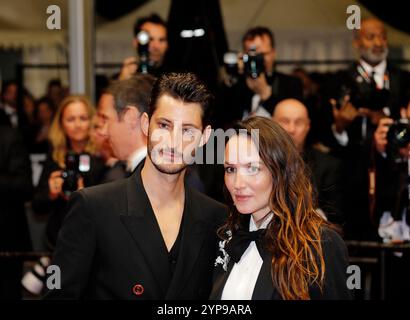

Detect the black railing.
xmin=346 ymin=240 xmax=410 ymax=300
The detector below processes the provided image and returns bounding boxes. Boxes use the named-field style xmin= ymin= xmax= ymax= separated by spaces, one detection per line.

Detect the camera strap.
xmin=368 ymin=139 xmax=379 ymax=226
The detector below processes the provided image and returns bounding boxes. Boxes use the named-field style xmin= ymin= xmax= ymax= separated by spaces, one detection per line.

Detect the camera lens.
xmin=387 ymin=119 xmax=410 ymax=148
xmin=137 ymin=31 xmax=150 ymax=46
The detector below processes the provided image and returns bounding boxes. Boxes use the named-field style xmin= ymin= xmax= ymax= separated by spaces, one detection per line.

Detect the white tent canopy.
xmin=1 ymin=0 xmax=409 ymax=97
xmin=96 ymin=0 xmax=410 ymax=68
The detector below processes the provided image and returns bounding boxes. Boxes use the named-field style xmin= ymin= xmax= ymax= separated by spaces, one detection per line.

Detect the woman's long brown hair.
xmin=219 ymin=116 xmax=330 ymax=300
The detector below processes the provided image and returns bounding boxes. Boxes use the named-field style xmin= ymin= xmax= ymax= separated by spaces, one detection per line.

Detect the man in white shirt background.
xmin=97 ymin=75 xmax=154 ymax=177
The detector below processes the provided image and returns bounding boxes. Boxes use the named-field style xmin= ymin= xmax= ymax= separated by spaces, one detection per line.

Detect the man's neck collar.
xmin=127 ymin=146 xmax=147 ymax=172
xmin=359 ymin=58 xmax=387 ymax=72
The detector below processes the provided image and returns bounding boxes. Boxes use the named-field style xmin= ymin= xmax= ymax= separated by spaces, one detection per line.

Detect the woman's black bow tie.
xmin=225 ymin=229 xmax=266 ymax=263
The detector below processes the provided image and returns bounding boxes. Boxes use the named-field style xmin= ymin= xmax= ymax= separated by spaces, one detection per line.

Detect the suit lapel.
xmin=120 ymin=163 xmax=171 ymax=297
xmin=165 ymin=187 xmax=211 ymax=299
xmin=251 ymin=253 xmax=281 ymax=300
xmin=209 ymin=258 xmax=235 ymax=300
xmin=387 ymin=64 xmax=400 ymax=117
xmin=210 ymin=216 xmax=249 ymax=299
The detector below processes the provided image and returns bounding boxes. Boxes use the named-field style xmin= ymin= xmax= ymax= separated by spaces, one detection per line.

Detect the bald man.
xmin=273 ymin=99 xmax=311 ymax=152
xmin=273 ymin=99 xmax=344 ymax=224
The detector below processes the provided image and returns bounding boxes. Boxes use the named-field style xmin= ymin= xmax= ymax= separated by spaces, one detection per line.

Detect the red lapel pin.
xmin=132 ymin=284 xmax=144 ymax=296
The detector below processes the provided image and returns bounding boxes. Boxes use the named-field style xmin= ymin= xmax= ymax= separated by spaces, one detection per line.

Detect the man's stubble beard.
xmin=146 ymin=133 xmax=188 ymax=175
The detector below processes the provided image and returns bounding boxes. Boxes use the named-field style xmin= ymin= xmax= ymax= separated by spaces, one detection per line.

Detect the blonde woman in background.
xmin=24 ymin=96 xmax=107 ymax=296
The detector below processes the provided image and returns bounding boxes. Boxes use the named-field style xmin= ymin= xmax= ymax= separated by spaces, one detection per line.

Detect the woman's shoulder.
xmin=315 ymin=226 xmax=352 ymax=300
xmin=319 ymin=225 xmax=349 ymax=263
xmin=320 ymin=226 xmax=347 ymax=252
xmin=320 ymin=225 xmax=345 ymax=245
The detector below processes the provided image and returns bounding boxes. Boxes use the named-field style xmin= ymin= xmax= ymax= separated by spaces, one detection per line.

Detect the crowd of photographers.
xmin=1 ymin=13 xmax=410 ymax=299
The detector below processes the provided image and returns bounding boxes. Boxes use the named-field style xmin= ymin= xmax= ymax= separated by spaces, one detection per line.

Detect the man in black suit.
xmin=96 ymin=74 xmax=156 ymax=181
xmin=273 ymin=99 xmax=344 ymax=224
xmin=45 ymin=73 xmax=227 ymax=299
xmin=322 ymin=18 xmax=410 ymax=240
xmin=0 ymin=126 xmax=33 ymax=299
xmin=326 ymin=18 xmax=410 ymax=149
xmin=217 ymin=26 xmax=303 ymax=129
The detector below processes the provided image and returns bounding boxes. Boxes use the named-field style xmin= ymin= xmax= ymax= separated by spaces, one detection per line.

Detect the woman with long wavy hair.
xmin=210 ymin=116 xmax=351 ymax=300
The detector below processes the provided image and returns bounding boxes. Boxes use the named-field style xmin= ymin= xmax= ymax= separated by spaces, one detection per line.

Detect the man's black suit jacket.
xmin=0 ymin=126 xmax=32 ymax=299
xmin=45 ymin=162 xmax=227 ymax=299
xmin=0 ymin=126 xmax=32 ymax=252
xmin=321 ymin=62 xmax=410 ymax=150
xmin=304 ymin=146 xmax=344 ymax=224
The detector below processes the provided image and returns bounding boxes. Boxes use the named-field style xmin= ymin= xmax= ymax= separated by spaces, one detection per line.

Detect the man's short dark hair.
xmin=242 ymin=26 xmax=275 ymax=48
xmin=148 ymin=73 xmax=213 ymax=128
xmin=106 ymin=74 xmax=156 ymax=117
xmin=133 ymin=13 xmax=167 ymax=38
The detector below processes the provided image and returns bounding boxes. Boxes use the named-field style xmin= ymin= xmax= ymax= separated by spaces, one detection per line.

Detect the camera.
xmin=223 ymin=47 xmax=265 ymax=80
xmin=387 ymin=119 xmax=410 ymax=149
xmin=136 ymin=30 xmax=150 ymax=74
xmin=61 ymin=152 xmax=91 ymax=197
xmin=242 ymin=47 xmax=265 ymax=79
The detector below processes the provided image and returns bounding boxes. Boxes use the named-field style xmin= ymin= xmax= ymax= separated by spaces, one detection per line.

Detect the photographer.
xmin=321 ymin=18 xmax=410 ymax=240
xmin=23 ymin=96 xmax=106 ymax=295
xmin=373 ymin=103 xmax=410 ymax=242
xmin=217 ymin=26 xmax=302 ymax=129
xmin=326 ymin=18 xmax=410 ymax=149
xmin=118 ymin=13 xmax=169 ymax=80
xmin=31 ymin=96 xmax=106 ymax=249
xmin=370 ymin=101 xmax=410 ymax=300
